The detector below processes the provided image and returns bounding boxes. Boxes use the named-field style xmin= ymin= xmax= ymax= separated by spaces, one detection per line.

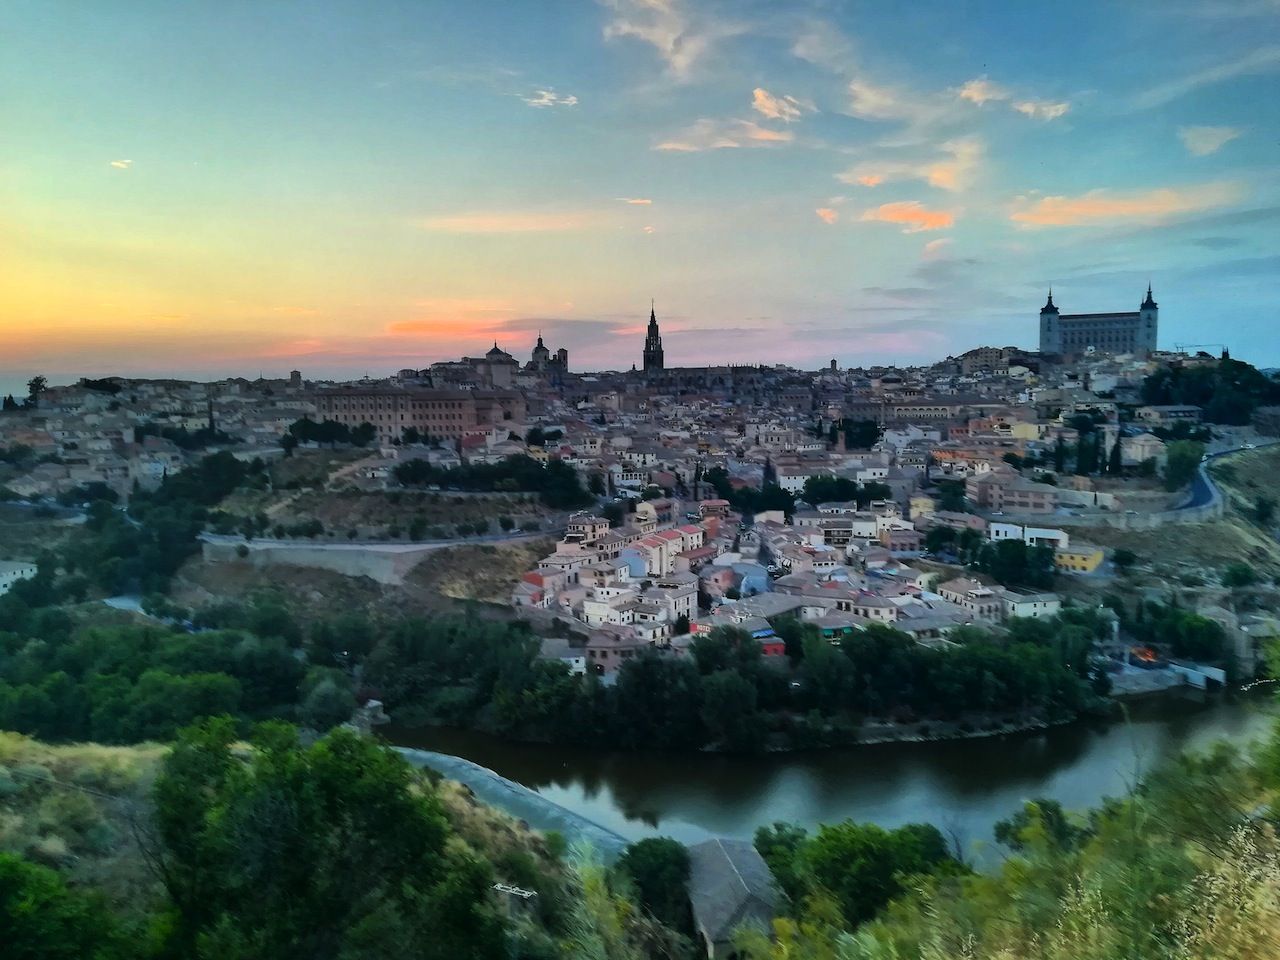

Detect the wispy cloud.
xmin=860 ymin=201 xmax=955 ymax=233
xmin=1135 ymin=45 xmax=1280 ymax=108
xmin=955 ymin=76 xmax=1069 ymax=120
xmin=922 ymin=237 xmax=953 ymax=257
xmin=601 ymin=0 xmax=744 ymax=80
xmin=417 ymin=211 xmax=595 ymax=233
xmin=957 ymin=77 xmax=1010 ymax=105
xmin=838 ymin=137 xmax=983 ymax=192
xmin=1178 ymin=125 xmax=1242 ymax=156
xmin=954 ymin=75 xmax=1070 ymax=121
xmin=616 ymin=197 xmax=653 ymax=204
xmin=655 ymin=118 xmax=794 ymax=151
xmin=847 ymin=78 xmax=935 ymax=123
xmin=109 ymin=159 xmax=132 ymax=169
xmin=751 ymin=87 xmax=814 ymax=122
xmin=815 ymin=207 xmax=839 ymax=224
xmin=1012 ymin=99 xmax=1070 ymax=120
xmin=1010 ymin=182 xmax=1244 ymax=227
xmin=520 ymin=89 xmax=579 ymax=107
xmin=789 ymin=18 xmax=853 ymax=73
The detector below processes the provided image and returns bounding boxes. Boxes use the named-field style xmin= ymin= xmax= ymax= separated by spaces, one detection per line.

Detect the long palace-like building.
xmin=1038 ymin=286 xmax=1159 ymax=359
xmin=313 ymin=388 xmax=524 ymax=443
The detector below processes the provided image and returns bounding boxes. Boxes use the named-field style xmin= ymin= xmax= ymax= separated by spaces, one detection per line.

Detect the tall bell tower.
xmin=643 ymin=301 xmax=664 ymax=372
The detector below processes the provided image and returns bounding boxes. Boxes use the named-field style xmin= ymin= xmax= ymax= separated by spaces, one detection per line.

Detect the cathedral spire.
xmin=643 ymin=299 xmax=664 ymax=373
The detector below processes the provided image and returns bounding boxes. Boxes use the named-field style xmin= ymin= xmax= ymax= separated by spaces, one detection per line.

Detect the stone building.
xmin=313 ymin=387 xmax=524 ymax=444
xmin=1039 ymin=286 xmax=1158 ymax=358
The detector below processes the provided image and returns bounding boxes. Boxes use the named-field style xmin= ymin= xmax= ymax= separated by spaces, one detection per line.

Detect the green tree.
xmin=350 ymin=421 xmax=377 ymax=447
xmin=0 ymin=853 xmax=128 ymax=960
xmin=753 ymin=822 xmax=809 ymax=907
xmin=700 ymin=669 xmax=761 ymax=753
xmin=924 ymin=525 xmax=956 ymax=554
xmin=1164 ymin=440 xmax=1205 ymax=490
xmin=1113 ymin=548 xmax=1137 ymax=573
xmin=801 ymin=820 xmax=955 ymax=925
xmin=617 ymin=837 xmax=692 ymax=932
xmin=934 ymin=480 xmax=965 ymax=513
xmin=994 ymin=798 xmax=1085 ymax=852
xmin=1254 ymin=495 xmax=1275 ymax=526
xmin=612 ymin=653 xmax=704 ymax=750
xmin=299 ymin=678 xmax=356 ymax=730
xmin=842 ymin=419 xmax=883 ymax=450
xmin=25 ymin=375 xmax=48 ymax=408
xmin=1222 ymin=562 xmax=1257 ymax=588
xmin=152 ymin=719 xmax=506 ymax=960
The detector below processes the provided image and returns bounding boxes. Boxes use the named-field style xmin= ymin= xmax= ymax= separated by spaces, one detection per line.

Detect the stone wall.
xmin=202 ymin=539 xmax=440 ymax=584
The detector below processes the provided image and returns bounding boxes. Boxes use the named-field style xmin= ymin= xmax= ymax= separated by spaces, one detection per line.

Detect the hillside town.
xmin=3 ymin=296 xmax=1279 ymax=697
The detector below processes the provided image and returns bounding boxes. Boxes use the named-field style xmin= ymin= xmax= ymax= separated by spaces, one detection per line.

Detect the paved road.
xmin=1180 ymin=440 xmax=1280 ymax=511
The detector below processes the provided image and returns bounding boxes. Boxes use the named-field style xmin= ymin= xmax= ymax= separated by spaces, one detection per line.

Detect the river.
xmin=387 ymin=693 xmax=1277 ymax=857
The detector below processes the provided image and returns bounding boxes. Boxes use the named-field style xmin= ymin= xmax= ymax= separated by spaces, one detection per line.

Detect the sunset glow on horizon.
xmin=4 ymin=0 xmax=1279 ymax=391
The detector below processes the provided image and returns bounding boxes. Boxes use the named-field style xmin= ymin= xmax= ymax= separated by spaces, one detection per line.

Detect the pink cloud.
xmin=751 ymin=87 xmax=814 ymax=122
xmin=860 ymin=201 xmax=955 ymax=233
xmin=1010 ymin=182 xmax=1243 ymax=227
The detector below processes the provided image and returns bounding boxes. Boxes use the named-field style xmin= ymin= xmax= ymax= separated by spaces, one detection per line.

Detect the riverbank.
xmin=384 ymin=693 xmax=1277 ymax=862
xmin=386 ymin=707 xmax=1085 ymax=756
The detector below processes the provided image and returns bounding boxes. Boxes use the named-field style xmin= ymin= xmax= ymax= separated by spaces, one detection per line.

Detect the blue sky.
xmin=2 ymin=0 xmax=1278 ymax=390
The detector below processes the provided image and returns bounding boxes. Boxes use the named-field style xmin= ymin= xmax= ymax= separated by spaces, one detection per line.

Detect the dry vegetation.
xmin=0 ymin=504 xmax=76 ymax=560
xmin=220 ymin=447 xmax=559 ymax=540
xmin=402 ymin=538 xmax=558 ymax=606
xmin=0 ymin=730 xmax=562 ymax=933
xmin=1069 ymin=445 xmax=1280 ymax=589
xmin=172 ymin=536 xmax=555 ymax=621
xmin=261 ymin=488 xmax=555 ymax=538
xmin=0 ymin=733 xmax=165 ymax=911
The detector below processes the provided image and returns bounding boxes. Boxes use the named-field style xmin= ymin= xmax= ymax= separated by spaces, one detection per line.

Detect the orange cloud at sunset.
xmin=860 ymin=201 xmax=955 ymax=233
xmin=1010 ymin=182 xmax=1244 ymax=227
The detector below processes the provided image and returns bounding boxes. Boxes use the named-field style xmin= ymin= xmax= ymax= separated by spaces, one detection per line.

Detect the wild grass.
xmin=0 ymin=732 xmax=166 ymax=911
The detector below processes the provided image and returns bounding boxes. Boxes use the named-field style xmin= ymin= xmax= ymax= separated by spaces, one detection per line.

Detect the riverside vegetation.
xmin=5 ymin=704 xmax=1280 ymax=958
xmin=0 ymin=447 xmax=1178 ymax=752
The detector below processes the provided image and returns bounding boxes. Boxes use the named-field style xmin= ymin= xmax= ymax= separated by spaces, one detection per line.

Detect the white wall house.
xmin=0 ymin=561 xmax=38 ymax=596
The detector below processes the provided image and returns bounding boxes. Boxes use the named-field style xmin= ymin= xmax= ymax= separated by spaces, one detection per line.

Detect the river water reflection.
xmin=387 ymin=694 xmax=1276 ymax=856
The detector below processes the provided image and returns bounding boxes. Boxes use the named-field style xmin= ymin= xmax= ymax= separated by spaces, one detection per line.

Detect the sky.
xmin=2 ymin=0 xmax=1279 ymax=392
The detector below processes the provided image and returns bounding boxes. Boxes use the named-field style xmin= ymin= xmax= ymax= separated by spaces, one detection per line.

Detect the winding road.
xmin=1179 ymin=440 xmax=1279 ymax=511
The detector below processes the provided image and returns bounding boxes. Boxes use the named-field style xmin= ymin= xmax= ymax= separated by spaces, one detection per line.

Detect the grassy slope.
xmin=0 ymin=732 xmax=566 ymax=927
xmin=0 ymin=504 xmax=76 ymax=561
xmin=1069 ymin=446 xmax=1280 ymax=586
xmin=172 ymin=536 xmax=555 ymax=622
xmin=0 ymin=733 xmax=165 ymax=913
xmin=401 ymin=538 xmax=558 ymax=606
xmin=218 ymin=449 xmax=558 ymax=538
